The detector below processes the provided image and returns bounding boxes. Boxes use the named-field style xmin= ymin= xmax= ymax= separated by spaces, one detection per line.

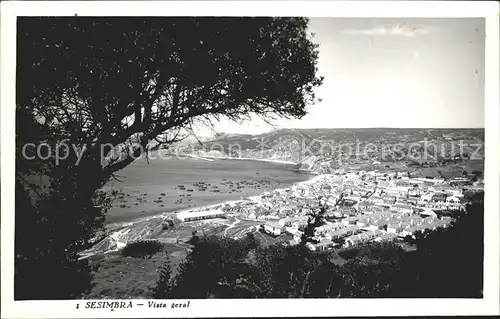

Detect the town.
xmin=180 ymin=166 xmax=484 ymax=251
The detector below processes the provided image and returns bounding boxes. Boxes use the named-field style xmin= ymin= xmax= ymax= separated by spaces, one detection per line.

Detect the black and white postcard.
xmin=1 ymin=1 xmax=499 ymax=318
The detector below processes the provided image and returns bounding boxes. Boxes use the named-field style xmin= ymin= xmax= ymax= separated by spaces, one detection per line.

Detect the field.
xmin=344 ymin=159 xmax=484 ymax=179
xmin=86 ymin=244 xmax=187 ymax=299
xmin=103 ymin=154 xmax=310 ymax=223
xmin=410 ymin=160 xmax=484 ymax=178
xmin=87 ymin=219 xmax=280 ymax=299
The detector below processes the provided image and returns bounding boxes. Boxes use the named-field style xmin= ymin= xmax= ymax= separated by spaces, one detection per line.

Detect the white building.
xmin=368 ymin=196 xmax=385 ymax=206
xmin=390 ymin=204 xmax=414 ymax=215
xmin=177 ymin=209 xmax=225 ymax=222
xmin=374 ymin=233 xmax=399 ymax=242
xmin=387 ymin=223 xmax=403 ymax=234
xmin=344 ymin=229 xmax=383 ymax=247
xmin=262 ymin=221 xmax=284 ymax=236
xmin=421 ymin=192 xmax=434 ymax=202
xmin=400 ymin=226 xmax=420 ymax=237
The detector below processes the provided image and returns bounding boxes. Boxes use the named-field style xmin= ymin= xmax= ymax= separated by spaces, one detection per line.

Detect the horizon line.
xmin=273 ymin=127 xmax=486 ymax=130
xmin=206 ymin=127 xmax=486 ymax=136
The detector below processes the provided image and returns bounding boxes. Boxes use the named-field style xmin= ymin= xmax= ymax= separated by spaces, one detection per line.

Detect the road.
xmin=224 ymin=218 xmax=262 ymax=239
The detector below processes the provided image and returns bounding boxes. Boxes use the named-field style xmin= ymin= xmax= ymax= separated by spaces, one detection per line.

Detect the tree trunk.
xmin=300 ymin=271 xmax=312 ymax=298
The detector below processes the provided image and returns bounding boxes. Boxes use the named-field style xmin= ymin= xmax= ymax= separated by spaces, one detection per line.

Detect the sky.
xmin=195 ymin=18 xmax=486 ymax=136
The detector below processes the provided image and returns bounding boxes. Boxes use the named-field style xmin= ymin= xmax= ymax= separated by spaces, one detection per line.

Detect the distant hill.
xmin=181 ymin=128 xmax=485 ymax=173
xmin=192 ymin=128 xmax=484 ymax=150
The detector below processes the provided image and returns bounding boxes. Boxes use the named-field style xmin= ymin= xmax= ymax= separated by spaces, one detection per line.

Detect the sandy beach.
xmin=166 ymin=151 xmax=298 ymax=165
xmin=202 ymin=155 xmax=299 ymax=165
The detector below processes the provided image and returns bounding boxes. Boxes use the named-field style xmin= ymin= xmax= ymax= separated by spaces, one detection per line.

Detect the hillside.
xmin=192 ymin=128 xmax=485 ymax=152
xmin=184 ymin=128 xmax=485 ymax=173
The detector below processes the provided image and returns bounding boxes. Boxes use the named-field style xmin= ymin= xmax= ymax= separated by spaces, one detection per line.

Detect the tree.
xmin=471 ymin=170 xmax=482 ymax=178
xmin=16 ymin=17 xmax=322 ymax=299
xmin=301 ymin=201 xmax=328 ymax=244
xmin=163 ymin=235 xmax=259 ymax=298
xmin=152 ymin=259 xmax=174 ymax=299
xmin=15 ymin=179 xmax=105 ymax=299
xmin=307 ymin=261 xmax=346 ymax=297
xmin=391 ymin=203 xmax=484 ymax=297
xmin=333 ymin=242 xmax=406 ymax=297
xmin=246 ymin=243 xmax=329 ymax=298
xmin=121 ymin=240 xmax=165 ymax=259
xmin=17 ymin=17 xmax=323 ymax=183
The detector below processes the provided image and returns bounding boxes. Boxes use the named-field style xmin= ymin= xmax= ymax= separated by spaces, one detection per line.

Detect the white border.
xmin=1 ymin=1 xmax=499 ymax=318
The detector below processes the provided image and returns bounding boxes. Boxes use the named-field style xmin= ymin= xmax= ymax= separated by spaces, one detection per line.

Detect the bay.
xmin=104 ymin=153 xmax=310 ymax=223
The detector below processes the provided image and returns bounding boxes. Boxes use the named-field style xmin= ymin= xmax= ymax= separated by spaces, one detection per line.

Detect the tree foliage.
xmin=157 ymin=234 xmax=259 ymax=299
xmin=15 ymin=179 xmax=103 ymax=299
xmin=471 ymin=170 xmax=482 ymax=178
xmin=17 ymin=17 xmax=323 ymax=180
xmin=121 ymin=240 xmax=165 ymax=259
xmin=15 ymin=17 xmax=322 ymax=299
xmin=392 ymin=203 xmax=484 ymax=298
xmin=152 ymin=259 xmax=174 ymax=299
xmin=301 ymin=201 xmax=328 ymax=243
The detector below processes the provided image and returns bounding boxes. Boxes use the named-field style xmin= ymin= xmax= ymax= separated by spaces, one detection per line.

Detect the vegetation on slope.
xmin=150 ymin=203 xmax=483 ymax=298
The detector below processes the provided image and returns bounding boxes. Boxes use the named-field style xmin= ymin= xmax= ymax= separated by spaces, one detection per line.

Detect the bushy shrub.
xmin=152 ymin=260 xmax=174 ymax=298
xmin=121 ymin=240 xmax=165 ymax=259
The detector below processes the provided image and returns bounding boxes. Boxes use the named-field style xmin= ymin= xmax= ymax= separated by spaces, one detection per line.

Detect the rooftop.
xmin=391 ymin=204 xmax=413 ymax=209
xmin=177 ymin=209 xmax=225 ymax=220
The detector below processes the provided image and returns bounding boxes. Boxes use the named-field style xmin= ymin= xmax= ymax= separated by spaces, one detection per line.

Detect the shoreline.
xmin=104 ymin=156 xmax=318 ymax=230
xmin=182 ymin=154 xmax=215 ymax=161
xmin=105 ymin=172 xmax=328 ymax=232
xmin=201 ymin=155 xmax=320 ymax=175
xmin=163 ymin=152 xmax=299 ymax=165
xmin=179 ymin=153 xmax=301 ymax=165
xmin=212 ymin=156 xmax=298 ymax=165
